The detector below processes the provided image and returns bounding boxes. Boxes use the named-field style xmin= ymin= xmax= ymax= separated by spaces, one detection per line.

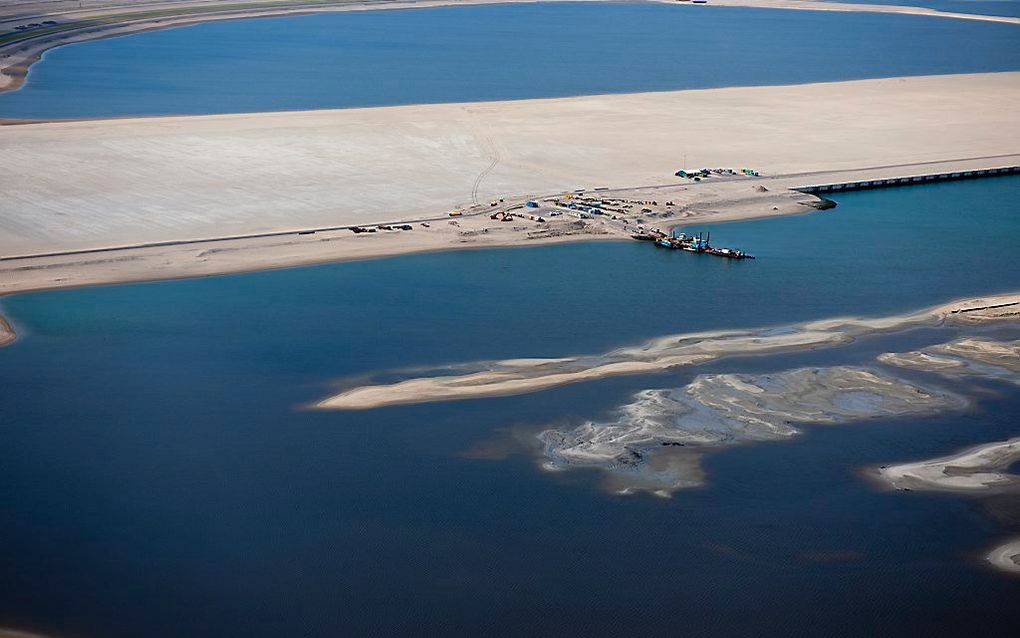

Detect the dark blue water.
xmin=2 ymin=2 xmax=1019 ymax=119
xmin=1 ymin=178 xmax=1019 ymax=637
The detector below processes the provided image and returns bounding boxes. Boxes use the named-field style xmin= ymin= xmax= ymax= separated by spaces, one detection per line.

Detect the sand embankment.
xmin=2 ymin=0 xmax=1017 ymax=94
xmin=314 ymin=292 xmax=1020 ymax=410
xmin=1 ymin=72 xmax=1018 ymax=295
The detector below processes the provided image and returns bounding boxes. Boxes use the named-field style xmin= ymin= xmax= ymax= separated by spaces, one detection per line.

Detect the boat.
xmin=636 ymin=228 xmax=754 ymax=259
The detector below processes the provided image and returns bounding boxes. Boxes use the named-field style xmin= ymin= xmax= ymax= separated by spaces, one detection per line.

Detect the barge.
xmin=644 ymin=231 xmax=754 ymax=259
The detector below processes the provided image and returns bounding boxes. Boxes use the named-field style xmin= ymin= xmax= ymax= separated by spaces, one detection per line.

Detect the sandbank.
xmin=869 ymin=344 xmax=1020 ymax=576
xmin=987 ymin=538 xmax=1020 ymax=575
xmin=0 ymin=315 xmax=14 ymax=347
xmin=877 ymin=437 xmax=1020 ymax=492
xmin=0 ymin=630 xmax=59 ymax=638
xmin=879 ymin=337 xmax=1020 ymax=384
xmin=539 ymin=365 xmax=963 ymax=494
xmin=313 ymin=292 xmax=1020 ymax=409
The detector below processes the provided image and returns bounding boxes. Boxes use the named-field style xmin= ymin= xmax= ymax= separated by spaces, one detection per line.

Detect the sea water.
xmin=2 ymin=2 xmax=1020 ymax=119
xmin=1 ymin=177 xmax=1018 ymax=637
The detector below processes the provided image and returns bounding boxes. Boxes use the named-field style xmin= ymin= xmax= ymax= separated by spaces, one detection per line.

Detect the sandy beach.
xmin=2 ymin=0 xmax=1017 ymax=95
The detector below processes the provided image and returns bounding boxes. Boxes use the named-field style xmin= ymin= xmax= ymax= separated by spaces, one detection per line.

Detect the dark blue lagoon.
xmin=2 ymin=2 xmax=1020 ymax=119
xmin=1 ymin=178 xmax=1019 ymax=637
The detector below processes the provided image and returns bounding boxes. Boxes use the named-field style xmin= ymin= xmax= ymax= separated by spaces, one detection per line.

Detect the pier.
xmin=794 ymin=165 xmax=1020 ymax=194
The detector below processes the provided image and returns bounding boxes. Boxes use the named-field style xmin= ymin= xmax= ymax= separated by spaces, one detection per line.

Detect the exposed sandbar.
xmin=313 ymin=293 xmax=1020 ymax=410
xmin=879 ymin=337 xmax=1020 ymax=385
xmin=875 ymin=436 xmax=1020 ymax=575
xmin=0 ymin=314 xmax=14 ymax=347
xmin=0 ymin=629 xmax=60 ymax=638
xmin=987 ymin=538 xmax=1020 ymax=575
xmin=877 ymin=437 xmax=1020 ymax=492
xmin=871 ymin=335 xmax=1020 ymax=576
xmin=538 ymin=366 xmax=962 ymax=495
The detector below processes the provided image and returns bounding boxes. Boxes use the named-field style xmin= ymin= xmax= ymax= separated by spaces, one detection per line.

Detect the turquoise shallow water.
xmin=1 ymin=2 xmax=1019 ymax=119
xmin=1 ymin=178 xmax=1018 ymax=637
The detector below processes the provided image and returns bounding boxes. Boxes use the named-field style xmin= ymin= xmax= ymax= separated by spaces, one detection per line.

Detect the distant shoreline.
xmin=1 ymin=0 xmax=1018 ymax=100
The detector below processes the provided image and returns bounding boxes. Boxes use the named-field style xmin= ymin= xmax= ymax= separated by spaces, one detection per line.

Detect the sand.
xmin=1 ymin=71 xmax=1018 ymax=296
xmin=987 ymin=539 xmax=1020 ymax=575
xmin=711 ymin=0 xmax=1020 ymax=24
xmin=2 ymin=0 xmax=1017 ymax=94
xmin=0 ymin=315 xmax=14 ymax=347
xmin=3 ymin=73 xmax=1019 ymax=257
xmin=876 ymin=437 xmax=1020 ymax=575
xmin=8 ymin=155 xmax=1012 ymax=300
xmin=0 ymin=631 xmax=58 ymax=638
xmin=870 ymin=350 xmax=1020 ymax=577
xmin=878 ymin=437 xmax=1020 ymax=492
xmin=539 ymin=366 xmax=963 ymax=494
xmin=314 ymin=292 xmax=1020 ymax=409
xmin=879 ymin=337 xmax=1020 ymax=385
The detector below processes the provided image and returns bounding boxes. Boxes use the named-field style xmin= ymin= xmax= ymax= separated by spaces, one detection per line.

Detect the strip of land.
xmin=1 ymin=0 xmax=1017 ymax=96
xmin=313 ymin=293 xmax=1020 ymax=409
xmin=2 ymin=72 xmax=1018 ymax=298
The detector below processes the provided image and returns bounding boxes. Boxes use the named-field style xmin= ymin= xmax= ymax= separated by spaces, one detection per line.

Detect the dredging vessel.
xmin=635 ymin=230 xmax=754 ymax=259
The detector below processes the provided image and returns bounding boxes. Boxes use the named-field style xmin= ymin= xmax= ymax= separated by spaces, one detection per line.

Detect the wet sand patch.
xmin=537 ymin=366 xmax=961 ymax=495
xmin=879 ymin=337 xmax=1020 ymax=385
